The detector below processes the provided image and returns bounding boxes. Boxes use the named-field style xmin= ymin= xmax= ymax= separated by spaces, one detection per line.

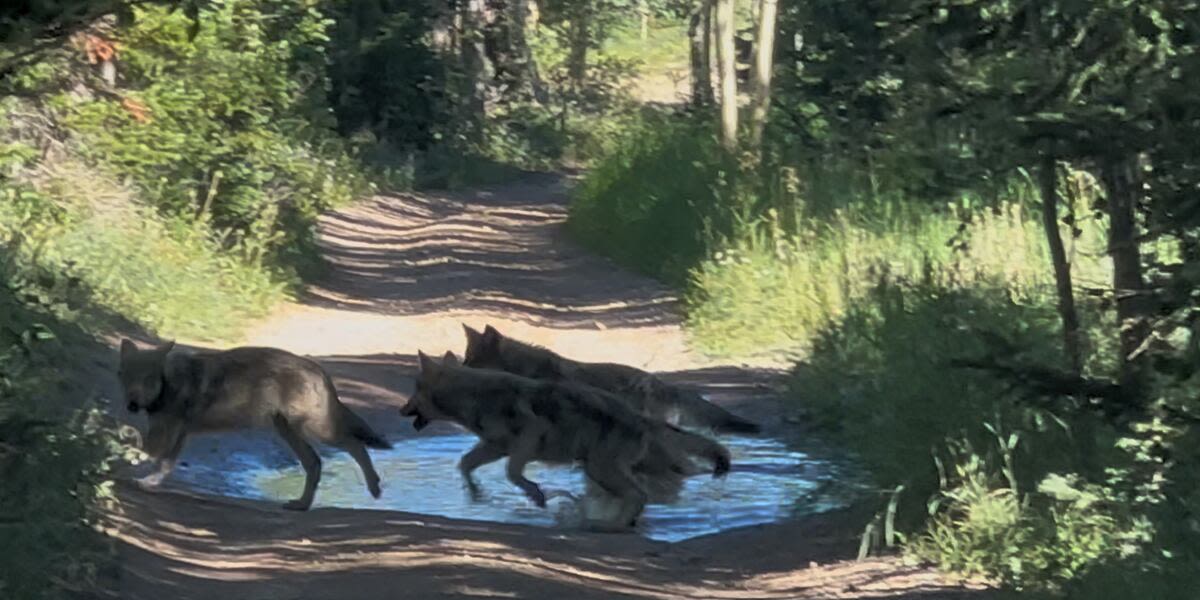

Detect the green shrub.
xmin=0 ymin=292 xmax=138 ymax=599
xmin=792 ymin=280 xmax=1083 ymax=495
xmin=0 ymin=161 xmax=283 ymax=341
xmin=63 ymin=1 xmax=371 ymax=273
xmin=684 ymin=201 xmax=1098 ymax=357
xmin=791 ymin=279 xmax=1161 ymax=591
xmin=908 ymin=450 xmax=1147 ymax=591
xmin=568 ymin=115 xmax=740 ymax=281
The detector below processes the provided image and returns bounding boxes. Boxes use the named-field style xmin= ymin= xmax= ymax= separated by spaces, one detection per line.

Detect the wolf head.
xmin=400 ymin=350 xmax=459 ymax=431
xmin=461 ymin=323 xmax=503 ymax=368
xmin=118 ymin=339 xmax=175 ymax=414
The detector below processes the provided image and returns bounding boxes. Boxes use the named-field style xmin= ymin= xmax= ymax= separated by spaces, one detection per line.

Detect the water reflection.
xmin=170 ymin=433 xmax=844 ymax=542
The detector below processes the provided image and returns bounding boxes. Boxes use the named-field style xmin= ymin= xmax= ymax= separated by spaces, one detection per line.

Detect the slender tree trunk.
xmin=638 ymin=0 xmax=649 ymax=41
xmin=714 ymin=0 xmax=737 ymax=149
xmin=703 ymin=2 xmax=713 ymax=99
xmin=1102 ymin=156 xmax=1152 ymax=411
xmin=1041 ymin=155 xmax=1101 ymax=474
xmin=746 ymin=0 xmax=777 ymax=150
xmin=509 ymin=0 xmax=546 ymax=102
xmin=687 ymin=0 xmax=712 ymax=107
xmin=1041 ymin=155 xmax=1083 ymax=374
xmin=567 ymin=1 xmax=592 ymax=87
xmin=460 ymin=0 xmax=491 ymax=145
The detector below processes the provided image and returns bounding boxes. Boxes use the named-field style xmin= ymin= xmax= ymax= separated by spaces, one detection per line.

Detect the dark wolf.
xmin=118 ymin=339 xmax=391 ymax=510
xmin=462 ymin=324 xmax=760 ymax=433
xmin=400 ymin=351 xmax=731 ymax=531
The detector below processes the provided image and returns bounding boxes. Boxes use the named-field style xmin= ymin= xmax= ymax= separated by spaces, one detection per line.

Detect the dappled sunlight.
xmin=294 ymin=174 xmax=683 ymax=330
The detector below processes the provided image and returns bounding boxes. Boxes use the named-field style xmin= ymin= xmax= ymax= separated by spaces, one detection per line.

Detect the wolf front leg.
xmin=459 ymin=441 xmax=506 ymax=501
xmin=138 ymin=418 xmax=187 ymax=489
xmin=505 ymin=434 xmax=547 ymax=508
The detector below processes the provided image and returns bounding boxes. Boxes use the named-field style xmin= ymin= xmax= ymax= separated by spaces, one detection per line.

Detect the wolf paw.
xmin=584 ymin=519 xmax=635 ymax=534
xmin=464 ymin=480 xmax=485 ymax=502
xmin=543 ymin=489 xmax=579 ymax=503
xmin=135 ymin=473 xmax=166 ymax=489
xmin=283 ymin=499 xmax=312 ymax=511
xmin=367 ymin=478 xmax=382 ymax=499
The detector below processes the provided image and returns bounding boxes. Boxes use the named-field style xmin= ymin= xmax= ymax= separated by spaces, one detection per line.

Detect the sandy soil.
xmin=100 ymin=174 xmax=992 ymax=599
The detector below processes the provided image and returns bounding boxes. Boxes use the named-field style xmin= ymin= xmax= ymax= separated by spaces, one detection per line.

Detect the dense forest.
xmin=2 ymin=0 xmax=1198 ymax=598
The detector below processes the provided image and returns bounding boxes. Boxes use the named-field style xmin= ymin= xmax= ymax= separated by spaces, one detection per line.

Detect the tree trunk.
xmin=703 ymin=2 xmax=713 ymax=100
xmin=713 ymin=0 xmax=737 ymax=149
xmin=1042 ymin=155 xmax=1100 ymax=474
xmin=460 ymin=0 xmax=491 ymax=145
xmin=638 ymin=0 xmax=649 ymax=41
xmin=567 ymin=1 xmax=592 ymax=88
xmin=746 ymin=0 xmax=777 ymax=150
xmin=1041 ymin=155 xmax=1083 ymax=375
xmin=687 ymin=0 xmax=712 ymax=107
xmin=509 ymin=0 xmax=547 ymax=102
xmin=1102 ymin=156 xmax=1152 ymax=410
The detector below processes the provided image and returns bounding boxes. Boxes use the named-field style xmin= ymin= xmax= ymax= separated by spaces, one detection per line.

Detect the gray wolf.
xmin=118 ymin=339 xmax=391 ymax=510
xmin=462 ymin=324 xmax=760 ymax=433
xmin=400 ymin=351 xmax=731 ymax=531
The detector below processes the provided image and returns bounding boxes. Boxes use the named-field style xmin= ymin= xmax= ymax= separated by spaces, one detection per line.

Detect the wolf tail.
xmin=660 ymin=424 xmax=731 ymax=478
xmin=324 ymin=373 xmax=393 ymax=450
xmin=676 ymin=390 xmax=761 ymax=434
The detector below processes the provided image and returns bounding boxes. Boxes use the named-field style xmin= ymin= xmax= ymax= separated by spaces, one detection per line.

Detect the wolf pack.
xmin=117 ymin=324 xmax=760 ymax=532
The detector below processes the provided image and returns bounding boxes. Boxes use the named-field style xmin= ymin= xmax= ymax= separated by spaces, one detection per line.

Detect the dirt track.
xmin=103 ymin=174 xmax=990 ymax=599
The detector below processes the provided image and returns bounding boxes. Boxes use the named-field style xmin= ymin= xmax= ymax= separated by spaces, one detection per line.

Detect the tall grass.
xmin=687 ymin=202 xmax=1111 ymax=357
xmin=1 ymin=162 xmax=284 ymax=342
xmin=569 ymin=114 xmax=1112 ymax=358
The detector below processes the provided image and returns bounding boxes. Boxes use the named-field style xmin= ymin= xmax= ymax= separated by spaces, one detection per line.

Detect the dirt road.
xmin=106 ymin=174 xmax=989 ymax=599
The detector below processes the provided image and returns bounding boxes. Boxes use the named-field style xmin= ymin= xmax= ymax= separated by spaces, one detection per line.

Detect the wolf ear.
xmin=463 ymin=323 xmax=482 ymax=344
xmin=417 ymin=351 xmax=439 ymax=373
xmin=119 ymin=338 xmax=137 ymax=358
xmin=442 ymin=351 xmax=460 ymax=366
xmin=481 ymin=324 xmax=501 ymax=344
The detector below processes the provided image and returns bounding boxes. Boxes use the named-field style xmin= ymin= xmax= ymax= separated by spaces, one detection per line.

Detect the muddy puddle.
xmin=168 ymin=431 xmax=846 ymax=542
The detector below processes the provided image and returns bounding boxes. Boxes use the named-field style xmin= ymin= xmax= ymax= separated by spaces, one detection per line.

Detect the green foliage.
xmin=568 ymin=115 xmax=740 ymax=281
xmin=324 ymin=0 xmax=445 ymax=153
xmin=0 ymin=156 xmax=283 ymax=341
xmin=0 ymin=287 xmax=138 ymax=599
xmin=63 ymin=0 xmax=370 ymax=272
xmin=790 ymin=279 xmax=1154 ymax=590
xmin=909 ymin=451 xmax=1148 ymax=591
xmin=685 ymin=200 xmax=1102 ymax=357
xmin=793 ymin=280 xmax=1074 ymax=492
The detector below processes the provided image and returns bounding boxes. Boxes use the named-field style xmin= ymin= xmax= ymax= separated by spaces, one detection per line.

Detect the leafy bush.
xmin=684 ymin=201 xmax=1102 ymax=357
xmin=568 ymin=115 xmax=741 ymax=281
xmin=325 ymin=0 xmax=446 ymax=153
xmin=789 ymin=279 xmax=1175 ymax=591
xmin=1 ymin=158 xmax=283 ymax=341
xmin=908 ymin=449 xmax=1147 ymax=591
xmin=63 ymin=1 xmax=371 ymax=272
xmin=792 ymin=280 xmax=1085 ymax=494
xmin=0 ymin=288 xmax=138 ymax=599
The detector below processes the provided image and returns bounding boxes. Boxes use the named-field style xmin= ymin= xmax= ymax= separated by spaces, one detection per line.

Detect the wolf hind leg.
xmin=583 ymin=461 xmax=648 ymax=532
xmin=340 ymin=439 xmax=383 ymax=499
xmin=273 ymin=415 xmax=322 ymax=511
